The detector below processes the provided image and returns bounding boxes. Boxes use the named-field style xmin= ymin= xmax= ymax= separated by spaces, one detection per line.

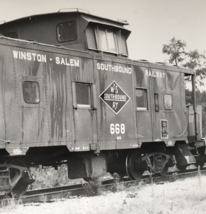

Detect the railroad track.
xmin=2 ymin=167 xmax=206 ymax=205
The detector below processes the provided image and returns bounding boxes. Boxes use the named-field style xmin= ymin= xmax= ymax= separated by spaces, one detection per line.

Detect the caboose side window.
xmin=22 ymin=81 xmax=40 ymax=104
xmin=85 ymin=24 xmax=128 ymax=56
xmin=57 ymin=21 xmax=77 ymax=42
xmin=97 ymin=26 xmax=117 ymax=53
xmin=136 ymin=89 xmax=148 ymax=110
xmin=107 ymin=30 xmax=116 ymax=52
xmin=164 ymin=94 xmax=173 ymax=110
xmin=117 ymin=31 xmax=128 ymax=55
xmin=75 ymin=82 xmax=91 ymax=107
xmin=86 ymin=24 xmax=97 ymax=50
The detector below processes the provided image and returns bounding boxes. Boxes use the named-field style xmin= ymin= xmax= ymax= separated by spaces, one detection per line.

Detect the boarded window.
xmin=86 ymin=24 xmax=97 ymax=49
xmin=22 ymin=81 xmax=40 ymax=104
xmin=117 ymin=31 xmax=127 ymax=55
xmin=76 ymin=83 xmax=91 ymax=107
xmin=57 ymin=21 xmax=77 ymax=42
xmin=85 ymin=24 xmax=128 ymax=56
xmin=98 ymin=27 xmax=108 ymax=51
xmin=136 ymin=89 xmax=148 ymax=110
xmin=98 ymin=26 xmax=117 ymax=53
xmin=106 ymin=29 xmax=117 ymax=52
xmin=164 ymin=94 xmax=172 ymax=110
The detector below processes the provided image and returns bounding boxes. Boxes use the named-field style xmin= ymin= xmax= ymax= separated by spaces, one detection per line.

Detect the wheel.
xmin=6 ymin=160 xmax=32 ymax=197
xmin=126 ymin=152 xmax=134 ymax=179
xmin=176 ymin=163 xmax=187 ymax=172
xmin=126 ymin=151 xmax=144 ymax=180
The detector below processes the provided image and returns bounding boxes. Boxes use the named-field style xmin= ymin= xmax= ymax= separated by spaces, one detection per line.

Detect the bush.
xmin=29 ymin=165 xmax=83 ymax=190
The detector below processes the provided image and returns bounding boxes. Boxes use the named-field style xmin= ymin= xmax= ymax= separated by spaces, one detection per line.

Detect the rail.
xmin=1 ymin=167 xmax=206 ymax=205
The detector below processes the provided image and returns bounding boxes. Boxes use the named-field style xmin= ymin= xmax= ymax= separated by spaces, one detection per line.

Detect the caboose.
xmin=0 ymin=9 xmax=204 ymax=196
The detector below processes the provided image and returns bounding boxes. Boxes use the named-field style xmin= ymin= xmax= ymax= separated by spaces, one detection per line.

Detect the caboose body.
xmin=0 ymin=9 xmax=204 ymax=195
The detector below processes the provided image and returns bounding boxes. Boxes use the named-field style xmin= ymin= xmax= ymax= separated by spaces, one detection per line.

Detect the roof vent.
xmin=138 ymin=59 xmax=148 ymax=63
xmin=155 ymin=62 xmax=165 ymax=65
xmin=58 ymin=8 xmax=90 ymax=14
xmin=117 ymin=19 xmax=129 ymax=25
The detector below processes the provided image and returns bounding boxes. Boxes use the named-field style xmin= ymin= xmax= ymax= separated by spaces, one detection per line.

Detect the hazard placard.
xmin=99 ymin=81 xmax=130 ymax=114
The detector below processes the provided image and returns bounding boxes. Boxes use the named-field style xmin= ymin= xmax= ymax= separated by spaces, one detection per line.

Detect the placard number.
xmin=110 ymin=124 xmax=125 ymax=134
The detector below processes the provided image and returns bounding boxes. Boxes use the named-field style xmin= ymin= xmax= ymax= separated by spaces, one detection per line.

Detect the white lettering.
xmin=97 ymin=63 xmax=101 ymax=70
xmin=61 ymin=58 xmax=65 ymax=65
xmin=55 ymin=57 xmax=79 ymax=67
xmin=56 ymin=57 xmax=60 ymax=64
xmin=66 ymin=58 xmax=70 ymax=66
xmin=12 ymin=50 xmax=18 ymax=59
xmin=12 ymin=50 xmax=78 ymax=66
xmin=74 ymin=60 xmax=79 ymax=67
xmin=27 ymin=52 xmax=32 ymax=61
xmin=37 ymin=54 xmax=42 ymax=62
xmin=12 ymin=50 xmax=47 ymax=62
xmin=110 ymin=123 xmax=126 ymax=135
xmin=96 ymin=63 xmax=132 ymax=74
xmin=20 ymin=52 xmax=26 ymax=60
xmin=145 ymin=69 xmax=165 ymax=78
xmin=70 ymin=59 xmax=74 ymax=66
xmin=32 ymin=53 xmax=36 ymax=61
xmin=42 ymin=55 xmax=46 ymax=63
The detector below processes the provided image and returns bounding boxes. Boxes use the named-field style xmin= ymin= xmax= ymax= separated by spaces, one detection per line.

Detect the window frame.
xmin=135 ymin=88 xmax=148 ymax=111
xmin=56 ymin=21 xmax=77 ymax=43
xmin=85 ymin=23 xmax=128 ymax=56
xmin=22 ymin=81 xmax=40 ymax=104
xmin=72 ymin=82 xmax=96 ymax=109
xmin=95 ymin=26 xmax=118 ymax=54
xmin=164 ymin=94 xmax=173 ymax=110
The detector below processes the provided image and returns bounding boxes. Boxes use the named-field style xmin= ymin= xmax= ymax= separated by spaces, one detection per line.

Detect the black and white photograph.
xmin=0 ymin=0 xmax=206 ymax=213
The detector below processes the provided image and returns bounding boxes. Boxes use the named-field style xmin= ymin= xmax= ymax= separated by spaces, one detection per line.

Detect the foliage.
xmin=163 ymin=37 xmax=206 ymax=88
xmin=29 ymin=165 xmax=83 ymax=190
xmin=163 ymin=38 xmax=206 ymax=136
xmin=162 ymin=37 xmax=186 ymax=66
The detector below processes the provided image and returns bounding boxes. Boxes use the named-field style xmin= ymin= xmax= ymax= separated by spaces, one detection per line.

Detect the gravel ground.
xmin=2 ymin=175 xmax=206 ymax=214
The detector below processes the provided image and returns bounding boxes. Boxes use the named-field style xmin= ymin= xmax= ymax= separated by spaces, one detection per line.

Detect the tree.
xmin=162 ymin=37 xmax=206 ymax=88
xmin=163 ymin=38 xmax=206 ymax=136
xmin=162 ymin=37 xmax=186 ymax=66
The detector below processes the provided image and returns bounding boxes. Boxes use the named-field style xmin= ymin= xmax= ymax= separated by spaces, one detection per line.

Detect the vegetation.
xmin=162 ymin=37 xmax=206 ymax=82
xmin=163 ymin=37 xmax=206 ymax=136
xmin=2 ymin=173 xmax=206 ymax=213
xmin=29 ymin=165 xmax=84 ymax=190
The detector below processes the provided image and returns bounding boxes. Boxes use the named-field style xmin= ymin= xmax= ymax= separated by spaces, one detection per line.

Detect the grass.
xmin=0 ymin=195 xmax=22 ymax=210
xmin=82 ymin=177 xmax=103 ymax=196
xmin=117 ymin=168 xmax=206 ymax=214
xmin=2 ymin=167 xmax=206 ymax=214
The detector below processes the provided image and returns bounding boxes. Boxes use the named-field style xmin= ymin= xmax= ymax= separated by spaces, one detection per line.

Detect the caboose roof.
xmin=0 ymin=9 xmax=131 ymax=54
xmin=0 ymin=9 xmax=129 ymax=27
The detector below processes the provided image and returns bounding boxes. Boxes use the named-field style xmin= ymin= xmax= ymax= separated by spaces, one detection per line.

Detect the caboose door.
xmin=71 ymin=57 xmax=97 ymax=151
xmin=149 ymin=68 xmax=187 ymax=142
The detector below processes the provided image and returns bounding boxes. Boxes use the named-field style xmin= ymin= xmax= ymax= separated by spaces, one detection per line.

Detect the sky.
xmin=0 ymin=0 xmax=205 ymax=63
